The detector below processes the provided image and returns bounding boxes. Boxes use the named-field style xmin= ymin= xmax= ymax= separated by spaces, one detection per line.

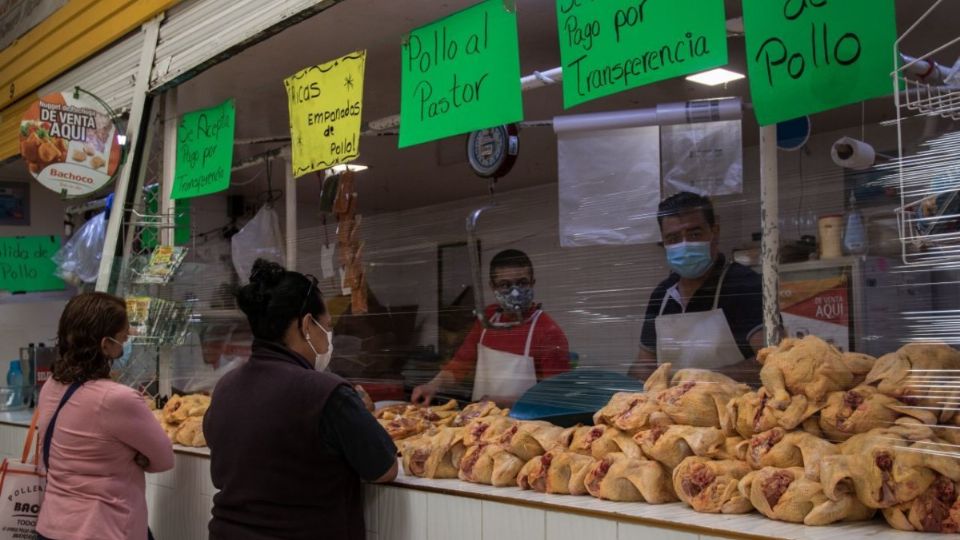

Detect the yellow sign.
xmin=283 ymin=50 xmax=366 ymax=177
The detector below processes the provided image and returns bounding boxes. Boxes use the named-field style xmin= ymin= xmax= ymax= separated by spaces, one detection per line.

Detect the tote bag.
xmin=0 ymin=409 xmax=44 ymax=539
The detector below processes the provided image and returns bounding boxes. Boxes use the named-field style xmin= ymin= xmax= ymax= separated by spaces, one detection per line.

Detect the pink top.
xmin=35 ymin=379 xmax=174 ymax=540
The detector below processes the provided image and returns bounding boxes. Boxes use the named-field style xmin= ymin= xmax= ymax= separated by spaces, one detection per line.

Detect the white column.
xmin=160 ymin=89 xmax=178 ymax=246
xmin=284 ymin=152 xmax=297 ymax=271
xmin=760 ymin=124 xmax=780 ymax=347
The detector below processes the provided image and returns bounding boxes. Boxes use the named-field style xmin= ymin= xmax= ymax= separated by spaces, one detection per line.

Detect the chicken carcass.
xmin=723 ymin=388 xmax=823 ymax=439
xmin=584 ymin=453 xmax=677 ymax=503
xmin=656 ymin=379 xmax=746 ymax=428
xmin=498 ymin=421 xmax=569 ymax=462
xmin=463 ymin=416 xmax=517 ymax=447
xmin=738 ymin=467 xmax=874 ymax=526
xmin=819 ymin=386 xmax=938 ymax=442
xmin=593 ymin=393 xmax=669 ymax=434
xmin=743 ymin=428 xmax=837 ymax=480
xmin=567 ymin=425 xmax=641 ymax=459
xmin=882 ymin=475 xmax=960 ymax=533
xmin=517 ymin=451 xmax=596 ymax=495
xmin=451 ymin=400 xmax=509 ymax=427
xmin=401 ymin=427 xmax=467 ymax=479
xmin=673 ymin=457 xmax=754 ymax=514
xmin=634 ymin=425 xmax=726 ymax=470
xmin=758 ymin=336 xmax=858 ymax=406
xmin=458 ymin=443 xmax=525 ymax=487
xmin=864 ymin=343 xmax=960 ymax=424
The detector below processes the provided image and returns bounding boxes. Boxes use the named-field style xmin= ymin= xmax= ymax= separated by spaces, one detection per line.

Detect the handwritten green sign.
xmin=742 ymin=0 xmax=896 ymax=126
xmin=172 ymin=99 xmax=235 ymax=200
xmin=399 ymin=0 xmax=523 ymax=148
xmin=556 ymin=0 xmax=728 ymax=108
xmin=0 ymin=236 xmax=64 ymax=293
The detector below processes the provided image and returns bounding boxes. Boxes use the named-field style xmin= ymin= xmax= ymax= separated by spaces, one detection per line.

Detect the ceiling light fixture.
xmin=685 ymin=68 xmax=746 ymax=86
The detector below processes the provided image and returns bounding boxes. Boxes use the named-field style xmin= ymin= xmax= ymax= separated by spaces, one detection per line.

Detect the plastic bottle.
xmin=843 ymin=193 xmax=868 ymax=255
xmin=6 ymin=360 xmax=23 ymax=409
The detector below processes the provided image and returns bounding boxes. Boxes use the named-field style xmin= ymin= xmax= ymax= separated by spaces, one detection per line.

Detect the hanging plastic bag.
xmin=52 ymin=211 xmax=107 ymax=285
xmin=231 ymin=205 xmax=286 ymax=284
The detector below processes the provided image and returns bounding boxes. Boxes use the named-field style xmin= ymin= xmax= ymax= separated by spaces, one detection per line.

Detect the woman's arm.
xmin=102 ymin=386 xmax=175 ymax=473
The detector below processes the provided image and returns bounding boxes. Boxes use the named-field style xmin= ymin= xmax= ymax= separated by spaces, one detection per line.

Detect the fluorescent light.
xmin=328 ymin=163 xmax=368 ymax=174
xmin=117 ymin=134 xmax=127 ymax=146
xmin=685 ymin=68 xmax=745 ymax=86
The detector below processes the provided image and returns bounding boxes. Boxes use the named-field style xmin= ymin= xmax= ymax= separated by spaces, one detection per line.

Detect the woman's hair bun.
xmin=249 ymin=259 xmax=286 ymax=287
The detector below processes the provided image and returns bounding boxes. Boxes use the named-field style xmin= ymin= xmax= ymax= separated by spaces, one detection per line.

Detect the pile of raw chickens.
xmin=396 ymin=336 xmax=960 ymax=534
xmin=149 ymin=393 xmax=211 ymax=448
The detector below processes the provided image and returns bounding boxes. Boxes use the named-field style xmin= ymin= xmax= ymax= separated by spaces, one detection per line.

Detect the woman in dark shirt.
xmin=204 ymin=259 xmax=397 ymax=540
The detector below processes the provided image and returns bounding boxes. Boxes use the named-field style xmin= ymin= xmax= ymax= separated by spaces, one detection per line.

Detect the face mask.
xmin=665 ymin=241 xmax=714 ymax=279
xmin=305 ymin=316 xmax=334 ymax=371
xmin=494 ymin=286 xmax=534 ymax=313
xmin=108 ymin=337 xmax=133 ymax=371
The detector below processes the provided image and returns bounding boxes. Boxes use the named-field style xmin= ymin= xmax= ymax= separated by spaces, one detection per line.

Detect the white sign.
xmin=661 ymin=120 xmax=742 ymax=196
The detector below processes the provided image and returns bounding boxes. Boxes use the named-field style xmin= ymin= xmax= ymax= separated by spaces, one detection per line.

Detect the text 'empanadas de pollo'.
xmin=673 ymin=457 xmax=753 ymax=514
xmin=518 ymin=451 xmax=595 ymax=495
xmin=738 ymin=467 xmax=874 ymax=526
xmin=584 ymin=453 xmax=677 ymax=504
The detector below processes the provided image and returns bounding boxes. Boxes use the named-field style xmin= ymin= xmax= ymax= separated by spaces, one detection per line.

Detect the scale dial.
xmin=467 ymin=124 xmax=519 ymax=178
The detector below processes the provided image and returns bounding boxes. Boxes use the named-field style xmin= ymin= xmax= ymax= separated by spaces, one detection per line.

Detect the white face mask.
xmin=305 ymin=316 xmax=333 ymax=371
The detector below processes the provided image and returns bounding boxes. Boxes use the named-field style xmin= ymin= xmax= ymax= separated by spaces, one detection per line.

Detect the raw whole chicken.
xmin=840 ymin=351 xmax=876 ymax=387
xmin=723 ymin=388 xmax=823 ymax=439
xmin=634 ymin=425 xmax=726 ymax=470
xmin=865 ymin=343 xmax=960 ymax=423
xmin=463 ymin=416 xmax=517 ymax=447
xmin=656 ymin=379 xmax=747 ymax=428
xmin=584 ymin=452 xmax=677 ymax=503
xmin=672 ymin=457 xmax=754 ymax=514
xmin=738 ymin=467 xmax=874 ymax=526
xmin=743 ymin=428 xmax=837 ymax=480
xmin=568 ymin=425 xmax=641 ymax=459
xmin=593 ymin=392 xmax=670 ymax=433
xmin=820 ymin=428 xmax=960 ymax=509
xmin=401 ymin=427 xmax=467 ymax=479
xmin=458 ymin=443 xmax=525 ymax=487
xmin=497 ymin=421 xmax=569 ymax=462
xmin=818 ymin=386 xmax=937 ymax=442
xmin=757 ymin=336 xmax=858 ymax=406
xmin=517 ymin=451 xmax=595 ymax=495
xmin=882 ymin=475 xmax=960 ymax=533
xmin=451 ymin=400 xmax=509 ymax=427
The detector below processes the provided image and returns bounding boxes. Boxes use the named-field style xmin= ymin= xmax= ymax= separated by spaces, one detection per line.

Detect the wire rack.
xmin=893 ymin=0 xmax=960 ymax=266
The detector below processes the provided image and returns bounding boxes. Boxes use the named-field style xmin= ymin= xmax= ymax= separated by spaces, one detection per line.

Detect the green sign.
xmin=556 ymin=0 xmax=728 ymax=108
xmin=0 ymin=236 xmax=64 ymax=293
xmin=172 ymin=99 xmax=235 ymax=200
xmin=742 ymin=0 xmax=896 ymax=126
xmin=399 ymin=0 xmax=523 ymax=148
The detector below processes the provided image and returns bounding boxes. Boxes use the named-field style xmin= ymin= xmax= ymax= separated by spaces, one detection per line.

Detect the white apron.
xmin=472 ymin=310 xmax=541 ymax=402
xmin=655 ymin=265 xmax=744 ymax=370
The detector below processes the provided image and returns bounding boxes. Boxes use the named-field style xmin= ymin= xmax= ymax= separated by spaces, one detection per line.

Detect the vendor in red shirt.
xmin=412 ymin=249 xmax=570 ymax=406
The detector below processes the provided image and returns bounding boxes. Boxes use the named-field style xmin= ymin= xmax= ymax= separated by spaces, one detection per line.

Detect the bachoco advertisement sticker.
xmin=19 ymin=91 xmax=123 ymax=198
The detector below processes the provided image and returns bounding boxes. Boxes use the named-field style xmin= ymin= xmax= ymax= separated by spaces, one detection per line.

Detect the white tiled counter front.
xmin=0 ymin=419 xmax=934 ymax=540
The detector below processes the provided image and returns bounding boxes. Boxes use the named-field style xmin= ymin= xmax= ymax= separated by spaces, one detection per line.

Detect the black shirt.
xmin=319 ymin=385 xmax=397 ymax=481
xmin=640 ymin=255 xmax=764 ymax=360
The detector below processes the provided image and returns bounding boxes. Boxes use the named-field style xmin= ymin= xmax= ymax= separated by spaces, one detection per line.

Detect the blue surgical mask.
xmin=108 ymin=338 xmax=133 ymax=371
xmin=665 ymin=241 xmax=714 ymax=279
xmin=494 ymin=286 xmax=534 ymax=313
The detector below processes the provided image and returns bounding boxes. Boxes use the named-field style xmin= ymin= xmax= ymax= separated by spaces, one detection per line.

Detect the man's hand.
xmin=410 ymin=383 xmax=437 ymax=406
xmin=355 ymin=385 xmax=375 ymax=412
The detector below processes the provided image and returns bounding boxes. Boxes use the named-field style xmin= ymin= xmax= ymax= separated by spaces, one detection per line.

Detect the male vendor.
xmin=413 ymin=249 xmax=570 ymax=406
xmin=628 ymin=192 xmax=764 ymax=384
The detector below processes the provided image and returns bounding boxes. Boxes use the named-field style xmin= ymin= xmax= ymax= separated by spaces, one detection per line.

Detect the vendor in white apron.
xmin=629 ymin=192 xmax=765 ymax=384
xmin=412 ymin=249 xmax=571 ymax=406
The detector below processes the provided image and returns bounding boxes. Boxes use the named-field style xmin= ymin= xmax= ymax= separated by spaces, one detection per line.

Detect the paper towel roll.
xmin=831 ymin=137 xmax=876 ymax=170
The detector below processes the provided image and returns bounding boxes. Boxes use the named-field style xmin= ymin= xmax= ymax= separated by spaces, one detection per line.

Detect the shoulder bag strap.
xmin=42 ymin=382 xmax=82 ymax=471
xmin=20 ymin=408 xmax=40 ymax=464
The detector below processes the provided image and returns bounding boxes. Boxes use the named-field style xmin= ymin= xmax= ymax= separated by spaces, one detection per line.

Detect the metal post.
xmin=94 ymin=15 xmax=164 ymax=292
xmin=760 ymin=124 xmax=781 ymax=346
xmin=160 ymin=89 xmax=178 ymax=246
xmin=284 ymin=152 xmax=297 ymax=271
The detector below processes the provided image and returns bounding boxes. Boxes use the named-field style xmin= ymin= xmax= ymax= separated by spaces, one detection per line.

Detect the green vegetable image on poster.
xmin=399 ymin=0 xmax=523 ymax=148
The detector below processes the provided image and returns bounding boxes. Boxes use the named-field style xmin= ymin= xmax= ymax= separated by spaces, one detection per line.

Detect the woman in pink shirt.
xmin=36 ymin=292 xmax=174 ymax=540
